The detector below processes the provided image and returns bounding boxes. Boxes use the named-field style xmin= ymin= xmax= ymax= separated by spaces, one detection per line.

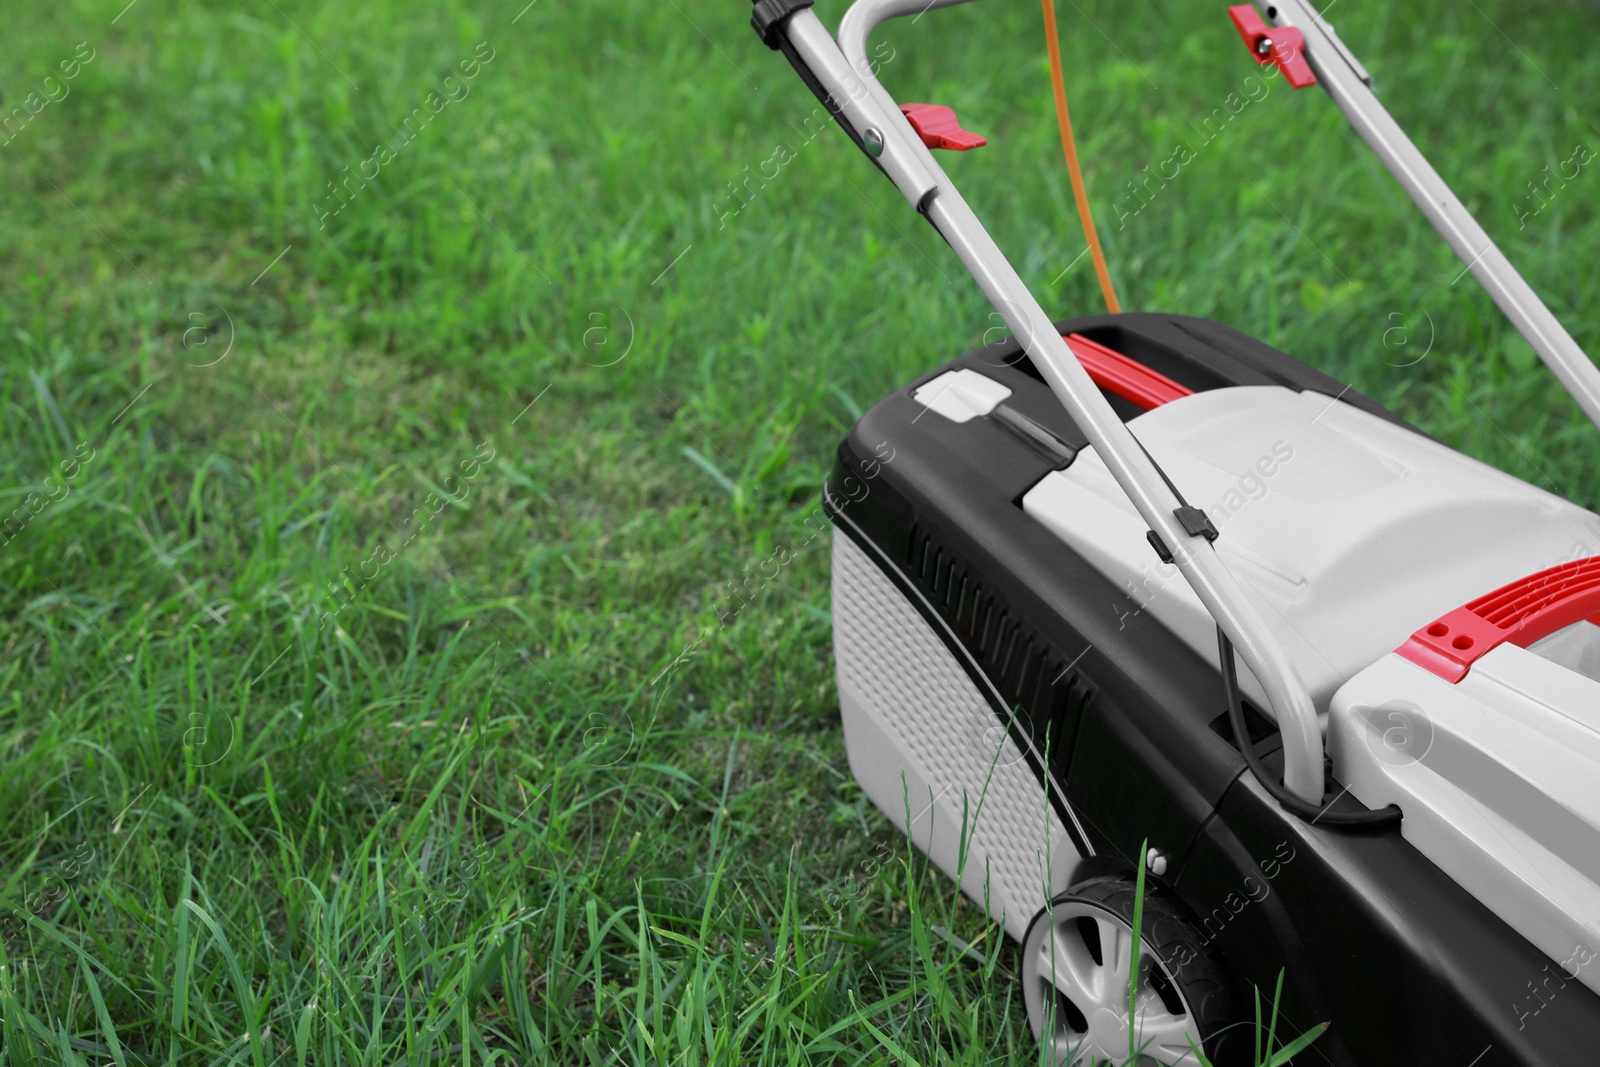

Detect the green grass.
xmin=0 ymin=0 xmax=1596 ymax=1061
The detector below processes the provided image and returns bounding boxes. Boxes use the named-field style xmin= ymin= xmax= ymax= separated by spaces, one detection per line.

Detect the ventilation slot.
xmin=948 ymin=567 xmax=966 ymax=611
xmin=893 ymin=518 xmax=1096 ymax=784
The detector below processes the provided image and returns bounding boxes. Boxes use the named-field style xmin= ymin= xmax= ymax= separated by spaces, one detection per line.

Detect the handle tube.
xmin=783 ymin=2 xmax=1328 ymax=801
xmin=1267 ymin=0 xmax=1600 ymax=433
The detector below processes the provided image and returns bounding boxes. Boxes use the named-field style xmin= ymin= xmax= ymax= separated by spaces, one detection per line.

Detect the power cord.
xmin=1217 ymin=627 xmax=1402 ymax=828
xmin=1041 ymin=0 xmax=1121 ymax=313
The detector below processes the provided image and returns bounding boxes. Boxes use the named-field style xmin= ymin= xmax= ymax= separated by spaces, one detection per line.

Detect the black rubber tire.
xmin=1021 ymin=874 xmax=1248 ymax=1066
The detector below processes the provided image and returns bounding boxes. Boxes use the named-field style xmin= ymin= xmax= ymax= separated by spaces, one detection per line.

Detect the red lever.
xmin=899 ymin=103 xmax=987 ymax=151
xmin=1227 ymin=5 xmax=1316 ymax=89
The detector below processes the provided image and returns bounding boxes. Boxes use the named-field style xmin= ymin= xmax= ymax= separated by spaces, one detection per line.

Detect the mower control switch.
xmin=899 ymin=104 xmax=987 ymax=152
xmin=1227 ymin=4 xmax=1316 ymax=89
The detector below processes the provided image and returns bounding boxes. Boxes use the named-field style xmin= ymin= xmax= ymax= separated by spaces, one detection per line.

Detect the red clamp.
xmin=899 ymin=104 xmax=987 ymax=151
xmin=1228 ymin=5 xmax=1316 ymax=89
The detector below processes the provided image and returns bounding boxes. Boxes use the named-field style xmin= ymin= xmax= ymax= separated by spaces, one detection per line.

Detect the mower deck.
xmin=825 ymin=312 xmax=1600 ymax=1064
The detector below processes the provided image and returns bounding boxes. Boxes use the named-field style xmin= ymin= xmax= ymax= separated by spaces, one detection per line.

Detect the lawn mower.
xmin=748 ymin=0 xmax=1600 ymax=1063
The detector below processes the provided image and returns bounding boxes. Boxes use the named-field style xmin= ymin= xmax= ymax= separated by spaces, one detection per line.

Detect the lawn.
xmin=0 ymin=0 xmax=1596 ymax=1063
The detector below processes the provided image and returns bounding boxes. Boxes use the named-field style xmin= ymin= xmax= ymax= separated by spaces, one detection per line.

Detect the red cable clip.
xmin=899 ymin=104 xmax=987 ymax=151
xmin=1227 ymin=5 xmax=1316 ymax=89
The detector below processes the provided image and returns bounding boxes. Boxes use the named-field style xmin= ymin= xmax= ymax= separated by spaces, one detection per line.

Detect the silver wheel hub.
xmin=1022 ymin=901 xmax=1204 ymax=1066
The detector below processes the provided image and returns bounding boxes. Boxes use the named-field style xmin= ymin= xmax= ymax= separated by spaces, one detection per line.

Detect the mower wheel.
xmin=1020 ymin=875 xmax=1245 ymax=1066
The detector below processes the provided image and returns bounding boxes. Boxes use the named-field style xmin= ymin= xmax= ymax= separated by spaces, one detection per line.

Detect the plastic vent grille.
xmin=905 ymin=519 xmax=1094 ymax=783
xmin=832 ymin=533 xmax=1072 ymax=937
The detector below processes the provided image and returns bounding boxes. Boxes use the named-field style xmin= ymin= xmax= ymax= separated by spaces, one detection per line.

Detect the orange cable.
xmin=1040 ymin=0 xmax=1121 ymax=314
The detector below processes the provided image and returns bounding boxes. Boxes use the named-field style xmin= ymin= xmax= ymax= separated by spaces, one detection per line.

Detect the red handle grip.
xmin=1397 ymin=556 xmax=1600 ymax=682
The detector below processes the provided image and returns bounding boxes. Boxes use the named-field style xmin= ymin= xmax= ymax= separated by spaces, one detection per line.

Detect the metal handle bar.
xmin=1265 ymin=0 xmax=1600 ymax=433
xmin=784 ymin=0 xmax=1328 ymax=801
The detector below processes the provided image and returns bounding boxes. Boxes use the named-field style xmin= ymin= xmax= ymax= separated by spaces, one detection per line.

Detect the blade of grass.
xmin=1267 ymin=1021 xmax=1330 ymax=1065
xmin=182 ymin=898 xmax=267 ymax=1067
xmin=1128 ymin=836 xmax=1148 ymax=1065
xmin=76 ymin=957 xmax=128 ymax=1067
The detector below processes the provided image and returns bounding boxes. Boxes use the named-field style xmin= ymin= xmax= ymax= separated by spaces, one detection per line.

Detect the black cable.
xmin=1130 ymin=431 xmax=1192 ymax=511
xmin=1217 ymin=627 xmax=1402 ymax=828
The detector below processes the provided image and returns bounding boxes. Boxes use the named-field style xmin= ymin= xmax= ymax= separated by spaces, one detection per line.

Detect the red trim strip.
xmin=1396 ymin=555 xmax=1600 ymax=682
xmin=1063 ymin=333 xmax=1194 ymax=411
